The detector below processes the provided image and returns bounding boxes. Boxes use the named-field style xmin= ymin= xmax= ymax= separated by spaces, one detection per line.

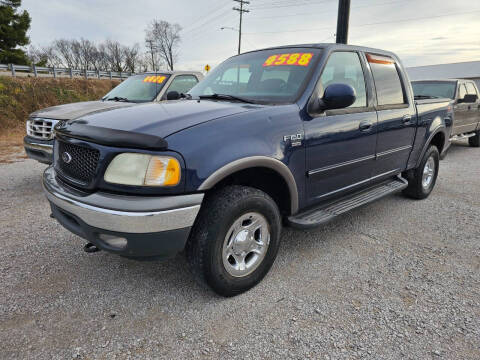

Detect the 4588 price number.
xmin=263 ymin=53 xmax=314 ymax=67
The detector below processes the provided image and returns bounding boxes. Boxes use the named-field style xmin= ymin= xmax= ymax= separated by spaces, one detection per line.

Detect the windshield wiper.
xmin=105 ymin=96 xmax=130 ymax=102
xmin=198 ymin=93 xmax=256 ymax=104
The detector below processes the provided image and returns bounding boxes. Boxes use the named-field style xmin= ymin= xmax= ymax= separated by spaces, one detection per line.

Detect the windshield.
xmin=412 ymin=81 xmax=456 ymax=99
xmin=103 ymin=74 xmax=171 ymax=102
xmin=188 ymin=48 xmax=321 ymax=104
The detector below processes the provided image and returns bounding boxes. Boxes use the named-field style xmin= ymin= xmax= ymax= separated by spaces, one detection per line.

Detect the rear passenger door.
xmin=366 ymin=53 xmax=416 ymax=177
xmin=305 ymin=51 xmax=378 ymax=205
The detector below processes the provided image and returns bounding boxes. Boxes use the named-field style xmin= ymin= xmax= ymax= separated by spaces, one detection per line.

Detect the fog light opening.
xmin=99 ymin=234 xmax=128 ymax=250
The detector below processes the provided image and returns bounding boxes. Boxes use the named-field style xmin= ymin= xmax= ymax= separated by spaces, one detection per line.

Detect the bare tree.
xmin=27 ymin=38 xmax=146 ymax=73
xmin=78 ymin=38 xmax=97 ymax=70
xmin=146 ymin=20 xmax=182 ymax=71
xmin=124 ymin=44 xmax=141 ymax=73
xmin=53 ymin=39 xmax=74 ymax=68
xmin=70 ymin=40 xmax=82 ymax=69
xmin=104 ymin=40 xmax=126 ymax=72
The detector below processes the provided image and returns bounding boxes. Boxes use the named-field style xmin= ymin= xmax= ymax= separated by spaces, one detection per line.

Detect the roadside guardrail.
xmin=0 ymin=63 xmax=133 ymax=80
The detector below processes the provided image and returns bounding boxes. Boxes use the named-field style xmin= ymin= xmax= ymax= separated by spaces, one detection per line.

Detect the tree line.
xmin=1 ymin=0 xmax=184 ymax=72
xmin=28 ymin=39 xmax=143 ymax=72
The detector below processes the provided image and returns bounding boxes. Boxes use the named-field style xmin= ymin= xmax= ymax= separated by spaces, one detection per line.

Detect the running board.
xmin=451 ymin=133 xmax=476 ymax=141
xmin=287 ymin=176 xmax=408 ymax=229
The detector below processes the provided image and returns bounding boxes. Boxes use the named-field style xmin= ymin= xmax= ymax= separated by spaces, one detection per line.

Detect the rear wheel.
xmin=185 ymin=185 xmax=282 ymax=297
xmin=468 ymin=131 xmax=480 ymax=147
xmin=403 ymin=145 xmax=439 ymax=199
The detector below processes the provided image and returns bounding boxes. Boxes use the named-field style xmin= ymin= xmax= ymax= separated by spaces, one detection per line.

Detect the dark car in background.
xmin=24 ymin=71 xmax=203 ymax=164
xmin=412 ymin=79 xmax=480 ymax=147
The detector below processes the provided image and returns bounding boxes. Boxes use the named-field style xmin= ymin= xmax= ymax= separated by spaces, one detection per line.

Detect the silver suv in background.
xmin=24 ymin=71 xmax=203 ymax=164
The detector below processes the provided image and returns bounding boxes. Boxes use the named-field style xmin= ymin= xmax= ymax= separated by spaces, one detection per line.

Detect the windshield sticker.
xmin=143 ymin=75 xmax=166 ymax=83
xmin=263 ymin=53 xmax=314 ymax=67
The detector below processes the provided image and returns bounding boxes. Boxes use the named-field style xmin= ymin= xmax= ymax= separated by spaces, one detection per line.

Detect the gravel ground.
xmin=0 ymin=141 xmax=479 ymax=360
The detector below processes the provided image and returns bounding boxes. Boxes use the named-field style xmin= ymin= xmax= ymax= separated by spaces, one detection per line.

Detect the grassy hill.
xmin=0 ymin=76 xmax=120 ymax=137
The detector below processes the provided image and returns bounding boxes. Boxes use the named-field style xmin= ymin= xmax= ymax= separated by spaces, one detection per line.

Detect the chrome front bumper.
xmin=42 ymin=166 xmax=203 ymax=234
xmin=24 ymin=136 xmax=54 ymax=164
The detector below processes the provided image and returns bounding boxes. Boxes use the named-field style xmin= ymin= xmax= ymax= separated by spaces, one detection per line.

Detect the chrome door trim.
xmin=376 ymin=145 xmax=412 ymax=158
xmin=308 ymin=154 xmax=376 ymax=176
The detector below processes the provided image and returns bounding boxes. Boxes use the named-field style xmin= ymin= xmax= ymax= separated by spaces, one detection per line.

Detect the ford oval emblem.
xmin=62 ymin=152 xmax=72 ymax=164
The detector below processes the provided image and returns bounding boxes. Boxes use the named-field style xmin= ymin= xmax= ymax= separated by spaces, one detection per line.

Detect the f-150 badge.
xmin=283 ymin=134 xmax=303 ymax=147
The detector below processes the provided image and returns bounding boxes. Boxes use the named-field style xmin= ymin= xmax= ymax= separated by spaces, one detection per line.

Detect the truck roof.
xmin=241 ymin=42 xmax=399 ymax=59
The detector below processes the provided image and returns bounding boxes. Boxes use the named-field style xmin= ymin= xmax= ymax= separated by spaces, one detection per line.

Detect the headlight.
xmin=104 ymin=153 xmax=181 ymax=186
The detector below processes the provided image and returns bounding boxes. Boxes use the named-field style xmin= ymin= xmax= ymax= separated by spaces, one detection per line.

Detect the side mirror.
xmin=309 ymin=83 xmax=356 ymax=114
xmin=166 ymin=91 xmax=180 ymax=100
xmin=460 ymin=94 xmax=478 ymax=103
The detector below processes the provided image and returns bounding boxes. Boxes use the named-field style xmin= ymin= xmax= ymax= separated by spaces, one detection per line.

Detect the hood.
xmin=57 ymin=100 xmax=263 ymax=143
xmin=30 ymin=101 xmax=135 ymax=120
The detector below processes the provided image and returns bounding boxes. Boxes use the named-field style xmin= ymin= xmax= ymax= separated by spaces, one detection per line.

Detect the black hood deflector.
xmin=55 ymin=122 xmax=168 ymax=150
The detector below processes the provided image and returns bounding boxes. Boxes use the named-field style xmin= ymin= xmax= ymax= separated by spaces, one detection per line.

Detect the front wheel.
xmin=403 ymin=145 xmax=440 ymax=200
xmin=185 ymin=185 xmax=282 ymax=297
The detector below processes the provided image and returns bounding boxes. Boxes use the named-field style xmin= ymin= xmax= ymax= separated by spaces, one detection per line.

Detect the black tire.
xmin=403 ymin=145 xmax=440 ymax=200
xmin=468 ymin=132 xmax=480 ymax=147
xmin=185 ymin=185 xmax=282 ymax=297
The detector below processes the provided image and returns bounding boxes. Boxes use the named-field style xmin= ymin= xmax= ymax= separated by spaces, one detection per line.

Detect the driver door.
xmin=304 ymin=51 xmax=378 ymax=206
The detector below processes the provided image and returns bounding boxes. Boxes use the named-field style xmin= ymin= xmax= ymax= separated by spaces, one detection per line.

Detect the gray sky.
xmin=22 ymin=0 xmax=480 ymax=71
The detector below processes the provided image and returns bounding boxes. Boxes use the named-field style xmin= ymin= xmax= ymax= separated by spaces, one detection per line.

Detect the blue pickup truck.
xmin=43 ymin=44 xmax=452 ymax=296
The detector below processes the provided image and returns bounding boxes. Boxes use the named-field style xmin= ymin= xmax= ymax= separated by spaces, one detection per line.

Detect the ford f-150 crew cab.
xmin=24 ymin=71 xmax=203 ymax=164
xmin=43 ymin=44 xmax=452 ymax=296
xmin=412 ymin=79 xmax=480 ymax=147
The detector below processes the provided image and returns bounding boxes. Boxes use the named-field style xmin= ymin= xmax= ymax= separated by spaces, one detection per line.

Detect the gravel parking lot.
xmin=0 ymin=141 xmax=479 ymax=360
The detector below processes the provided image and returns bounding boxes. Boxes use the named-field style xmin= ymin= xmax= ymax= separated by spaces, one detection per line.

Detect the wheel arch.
xmin=198 ymin=156 xmax=299 ymax=215
xmin=415 ymin=127 xmax=447 ymax=168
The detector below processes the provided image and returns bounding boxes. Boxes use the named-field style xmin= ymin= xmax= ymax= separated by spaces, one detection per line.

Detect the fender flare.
xmin=415 ymin=126 xmax=447 ymax=168
xmin=198 ymin=156 xmax=299 ymax=214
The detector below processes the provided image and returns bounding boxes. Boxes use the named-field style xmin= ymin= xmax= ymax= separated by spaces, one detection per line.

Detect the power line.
xmin=182 ymin=7 xmax=233 ymax=36
xmin=244 ymin=9 xmax=480 ymax=35
xmin=181 ymin=1 xmax=232 ymax=34
xmin=250 ymin=0 xmax=331 ymax=10
xmin=233 ymin=0 xmax=250 ymax=54
xmin=183 ymin=11 xmax=238 ymax=43
xmin=247 ymin=0 xmax=413 ymax=20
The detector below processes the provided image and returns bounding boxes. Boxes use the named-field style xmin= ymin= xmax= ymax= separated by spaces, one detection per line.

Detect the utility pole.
xmin=233 ymin=0 xmax=250 ymax=54
xmin=146 ymin=39 xmax=156 ymax=71
xmin=336 ymin=0 xmax=351 ymax=44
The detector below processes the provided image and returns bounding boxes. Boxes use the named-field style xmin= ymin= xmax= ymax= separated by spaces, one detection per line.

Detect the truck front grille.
xmin=26 ymin=118 xmax=59 ymax=140
xmin=57 ymin=140 xmax=100 ymax=185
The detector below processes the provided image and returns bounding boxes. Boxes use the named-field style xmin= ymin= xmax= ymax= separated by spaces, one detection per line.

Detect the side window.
xmin=466 ymin=82 xmax=477 ymax=95
xmin=367 ymin=53 xmax=406 ymax=106
xmin=166 ymin=75 xmax=199 ymax=95
xmin=458 ymin=84 xmax=467 ymax=99
xmin=320 ymin=52 xmax=367 ymax=108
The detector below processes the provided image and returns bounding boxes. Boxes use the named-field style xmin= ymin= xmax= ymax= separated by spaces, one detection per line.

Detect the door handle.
xmin=359 ymin=121 xmax=372 ymax=131
xmin=402 ymin=115 xmax=412 ymax=124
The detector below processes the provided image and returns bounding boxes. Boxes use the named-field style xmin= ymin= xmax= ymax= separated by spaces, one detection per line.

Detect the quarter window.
xmin=320 ymin=52 xmax=367 ymax=108
xmin=367 ymin=53 xmax=406 ymax=106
